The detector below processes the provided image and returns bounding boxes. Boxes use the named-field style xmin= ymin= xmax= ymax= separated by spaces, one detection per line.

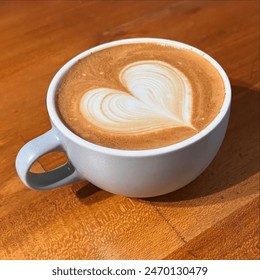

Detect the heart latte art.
xmin=80 ymin=60 xmax=194 ymax=133
xmin=57 ymin=43 xmax=225 ymax=150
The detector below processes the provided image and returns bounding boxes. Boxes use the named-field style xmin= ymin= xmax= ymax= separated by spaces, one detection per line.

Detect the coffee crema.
xmin=56 ymin=43 xmax=225 ymax=150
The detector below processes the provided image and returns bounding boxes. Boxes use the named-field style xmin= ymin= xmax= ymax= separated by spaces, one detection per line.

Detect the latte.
xmin=56 ymin=43 xmax=225 ymax=150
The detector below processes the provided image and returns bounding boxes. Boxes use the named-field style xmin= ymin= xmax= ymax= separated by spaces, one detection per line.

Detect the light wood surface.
xmin=0 ymin=0 xmax=259 ymax=260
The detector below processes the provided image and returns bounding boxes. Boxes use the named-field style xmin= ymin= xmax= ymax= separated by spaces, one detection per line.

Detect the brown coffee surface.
xmin=56 ymin=43 xmax=225 ymax=150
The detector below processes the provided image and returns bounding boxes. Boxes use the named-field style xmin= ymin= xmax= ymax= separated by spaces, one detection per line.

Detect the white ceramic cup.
xmin=15 ymin=38 xmax=231 ymax=197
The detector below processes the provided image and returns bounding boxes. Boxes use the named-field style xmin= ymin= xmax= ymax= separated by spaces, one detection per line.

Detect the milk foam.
xmin=80 ymin=60 xmax=194 ymax=133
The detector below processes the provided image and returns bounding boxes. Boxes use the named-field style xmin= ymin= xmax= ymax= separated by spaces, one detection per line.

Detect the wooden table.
xmin=0 ymin=0 xmax=259 ymax=260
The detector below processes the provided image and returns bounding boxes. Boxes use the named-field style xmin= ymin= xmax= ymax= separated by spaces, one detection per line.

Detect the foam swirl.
xmin=80 ymin=60 xmax=193 ymax=133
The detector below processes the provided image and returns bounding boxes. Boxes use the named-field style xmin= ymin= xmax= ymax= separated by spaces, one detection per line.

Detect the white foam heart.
xmin=80 ymin=60 xmax=193 ymax=133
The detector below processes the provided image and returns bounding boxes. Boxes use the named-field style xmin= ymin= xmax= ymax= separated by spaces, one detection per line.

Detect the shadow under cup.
xmin=16 ymin=38 xmax=231 ymax=197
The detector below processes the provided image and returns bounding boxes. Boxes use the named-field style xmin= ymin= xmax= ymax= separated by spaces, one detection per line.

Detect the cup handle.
xmin=15 ymin=128 xmax=81 ymax=190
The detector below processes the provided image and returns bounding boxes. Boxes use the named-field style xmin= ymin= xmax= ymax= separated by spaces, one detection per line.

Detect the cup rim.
xmin=47 ymin=38 xmax=231 ymax=157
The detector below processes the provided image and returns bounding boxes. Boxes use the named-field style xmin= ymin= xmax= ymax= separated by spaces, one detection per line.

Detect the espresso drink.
xmin=56 ymin=43 xmax=225 ymax=150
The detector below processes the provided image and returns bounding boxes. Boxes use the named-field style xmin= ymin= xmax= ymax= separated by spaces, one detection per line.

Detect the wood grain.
xmin=164 ymin=197 xmax=260 ymax=260
xmin=0 ymin=0 xmax=259 ymax=260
